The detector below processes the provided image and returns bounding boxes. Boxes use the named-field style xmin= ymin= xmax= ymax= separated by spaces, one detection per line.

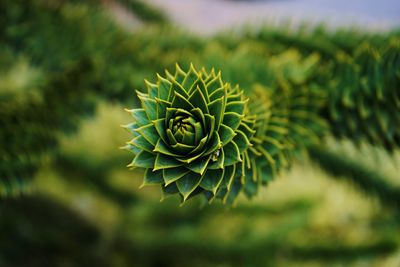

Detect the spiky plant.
xmin=123 ymin=64 xmax=255 ymax=203
xmin=124 ymin=64 xmax=326 ymax=205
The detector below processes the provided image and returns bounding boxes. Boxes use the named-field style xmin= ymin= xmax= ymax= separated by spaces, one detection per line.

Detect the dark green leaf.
xmin=171 ymin=92 xmax=194 ymax=111
xmin=176 ymin=172 xmax=203 ymax=200
xmin=188 ymin=86 xmax=209 ymax=114
xmin=130 ymin=151 xmax=156 ymax=168
xmin=142 ymin=169 xmax=163 ymax=187
xmin=138 ymin=94 xmax=157 ymax=121
xmin=126 ymin=108 xmax=149 ymax=126
xmin=135 ymin=123 xmax=159 ymax=146
xmin=154 ymin=154 xmax=183 ymax=170
xmin=130 ymin=135 xmax=154 ymax=152
xmin=223 ymin=141 xmax=241 ymax=166
xmin=200 ymin=169 xmax=224 ymax=194
xmin=186 ymin=155 xmax=211 ymax=174
xmin=219 ymin=124 xmax=236 ymax=146
xmin=163 ymin=166 xmax=191 ymax=186
xmin=223 ymin=112 xmax=242 ymax=131
xmin=208 ymin=96 xmax=225 ymax=131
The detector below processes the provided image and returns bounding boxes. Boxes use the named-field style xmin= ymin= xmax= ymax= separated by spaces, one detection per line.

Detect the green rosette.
xmin=123 ymin=64 xmax=254 ymax=203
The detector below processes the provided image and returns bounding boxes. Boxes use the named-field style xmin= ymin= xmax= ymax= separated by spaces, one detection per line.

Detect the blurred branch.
xmin=308 ymin=146 xmax=400 ymax=210
xmin=53 ymin=153 xmax=137 ymax=207
xmin=115 ymin=0 xmax=167 ymax=23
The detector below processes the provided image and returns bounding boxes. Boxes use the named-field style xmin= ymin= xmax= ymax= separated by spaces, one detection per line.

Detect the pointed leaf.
xmin=162 ymin=183 xmax=179 ymax=197
xmin=204 ymin=132 xmax=221 ymax=155
xmin=226 ymin=101 xmax=246 ymax=114
xmin=130 ymin=135 xmax=154 ymax=152
xmin=171 ymin=92 xmax=194 ymax=111
xmin=135 ymin=123 xmax=159 ymax=146
xmin=176 ymin=172 xmax=203 ymax=201
xmin=219 ymin=124 xmax=236 ymax=146
xmin=154 ymin=153 xmax=183 ymax=171
xmin=223 ymin=112 xmax=242 ymax=131
xmin=166 ymin=129 xmax=178 ymax=145
xmin=154 ymin=139 xmax=180 ymax=157
xmin=157 ymin=74 xmax=172 ymax=101
xmin=171 ymin=142 xmax=196 ymax=155
xmin=186 ymin=155 xmax=211 ymax=174
xmin=153 ymin=118 xmax=168 ymax=144
xmin=188 ymin=86 xmax=209 ymax=114
xmin=233 ymin=130 xmax=251 ymax=153
xmin=138 ymin=94 xmax=157 ymax=121
xmin=173 ymin=63 xmax=187 ymax=84
xmin=223 ymin=141 xmax=241 ymax=166
xmin=208 ymin=142 xmax=224 ymax=170
xmin=145 ymin=80 xmax=158 ymax=99
xmin=209 ymin=87 xmax=225 ymax=102
xmin=155 ymin=98 xmax=170 ymax=119
xmin=200 ymin=169 xmax=224 ymax=194
xmin=223 ymin=164 xmax=235 ymax=190
xmin=206 ymin=72 xmax=224 ymax=95
xmin=163 ymin=166 xmax=190 ymax=186
xmin=126 ymin=108 xmax=149 ymax=126
xmin=208 ymin=96 xmax=224 ymax=131
xmin=182 ymin=64 xmax=199 ymax=90
xmin=142 ymin=169 xmax=163 ymax=187
xmin=130 ymin=151 xmax=155 ymax=168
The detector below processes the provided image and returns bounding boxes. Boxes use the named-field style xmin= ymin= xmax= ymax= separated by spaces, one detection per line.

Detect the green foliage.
xmin=117 ymin=0 xmax=167 ymax=23
xmin=1 ymin=0 xmax=400 ymax=263
xmin=0 ymin=195 xmax=106 ymax=267
xmin=309 ymin=145 xmax=400 ymax=209
xmin=1 ymin=0 xmax=399 ymax=207
xmin=324 ymin=40 xmax=400 ymax=150
xmin=124 ymin=64 xmax=255 ymax=203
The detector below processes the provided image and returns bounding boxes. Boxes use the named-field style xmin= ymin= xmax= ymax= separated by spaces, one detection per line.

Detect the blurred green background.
xmin=1 ymin=0 xmax=400 ymax=266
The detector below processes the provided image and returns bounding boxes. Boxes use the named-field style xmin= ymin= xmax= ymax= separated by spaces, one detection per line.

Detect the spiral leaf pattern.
xmin=124 ymin=64 xmax=255 ymax=202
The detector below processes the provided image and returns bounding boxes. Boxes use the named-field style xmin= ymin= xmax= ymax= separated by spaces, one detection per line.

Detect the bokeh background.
xmin=1 ymin=0 xmax=400 ymax=266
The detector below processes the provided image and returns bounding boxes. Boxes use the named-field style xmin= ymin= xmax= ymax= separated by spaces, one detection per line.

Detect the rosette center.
xmin=168 ymin=111 xmax=203 ymax=147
